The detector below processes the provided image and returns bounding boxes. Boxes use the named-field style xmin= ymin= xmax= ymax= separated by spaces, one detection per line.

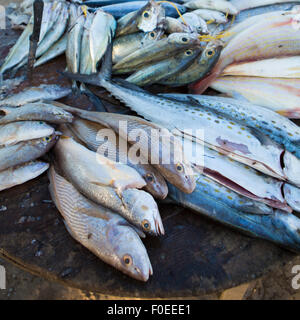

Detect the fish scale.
xmin=48 ymin=166 xmax=153 ymax=282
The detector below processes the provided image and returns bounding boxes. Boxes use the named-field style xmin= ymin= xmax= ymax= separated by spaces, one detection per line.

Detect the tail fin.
xmin=61 ymin=36 xmax=113 ymax=87
xmin=189 ymin=70 xmax=220 ymax=94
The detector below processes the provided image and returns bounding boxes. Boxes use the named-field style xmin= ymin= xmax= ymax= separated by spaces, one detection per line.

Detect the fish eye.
xmin=176 ymin=163 xmax=183 ymax=172
xmin=143 ymin=11 xmax=150 ymax=18
xmin=142 ymin=219 xmax=151 ymax=231
xmin=205 ymin=49 xmax=215 ymax=57
xmin=185 ymin=49 xmax=193 ymax=56
xmin=150 ymin=31 xmax=156 ymax=38
xmin=145 ymin=173 xmax=154 ymax=182
xmin=182 ymin=37 xmax=188 ymax=43
xmin=123 ymin=254 xmax=133 ymax=266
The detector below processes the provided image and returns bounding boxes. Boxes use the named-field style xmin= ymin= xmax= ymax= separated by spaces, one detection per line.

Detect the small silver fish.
xmin=0 ymin=161 xmax=49 ymax=192
xmin=0 ymin=102 xmax=73 ymax=124
xmin=0 ymin=121 xmax=55 ymax=147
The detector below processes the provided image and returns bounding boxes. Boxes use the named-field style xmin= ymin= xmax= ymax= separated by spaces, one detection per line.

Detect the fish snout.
xmin=154 ymin=214 xmax=165 ymax=236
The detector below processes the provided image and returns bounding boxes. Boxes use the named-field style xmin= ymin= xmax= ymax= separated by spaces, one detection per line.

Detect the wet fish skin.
xmin=159 ymin=93 xmax=300 ymax=158
xmin=34 ymin=32 xmax=67 ymax=68
xmin=211 ymin=76 xmax=300 ymax=119
xmin=101 ymin=1 xmax=186 ymax=19
xmin=0 ymin=134 xmax=58 ymax=172
xmin=115 ymin=0 xmax=165 ymax=37
xmin=112 ymin=31 xmax=161 ymax=64
xmin=184 ymin=0 xmax=239 ymax=15
xmin=0 ymin=161 xmax=49 ymax=192
xmin=160 ymin=40 xmax=223 ymax=86
xmin=0 ymin=84 xmax=71 ymax=107
xmin=0 ymin=121 xmax=55 ymax=147
xmin=0 ymin=102 xmax=73 ymax=124
xmin=89 ymin=9 xmax=116 ymax=72
xmin=113 ymin=32 xmax=201 ymax=73
xmin=54 ymin=136 xmax=164 ymax=236
xmin=53 ymin=102 xmax=196 ymax=194
xmin=192 ymin=10 xmax=300 ymax=93
xmin=80 ymin=12 xmax=94 ymax=75
xmin=165 ymin=17 xmax=191 ymax=34
xmin=179 ymin=12 xmax=209 ymax=34
xmin=222 ymin=57 xmax=300 ymax=78
xmin=48 ymin=166 xmax=153 ymax=282
xmin=192 ymin=8 xmax=228 ymax=23
xmin=66 ymin=4 xmax=85 ymax=77
xmin=126 ymin=46 xmax=202 ymax=86
xmin=68 ymin=118 xmax=168 ymax=199
xmin=168 ymin=176 xmax=300 ymax=253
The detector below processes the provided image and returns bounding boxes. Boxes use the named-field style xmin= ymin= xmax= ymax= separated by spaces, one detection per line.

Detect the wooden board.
xmin=0 ymin=28 xmax=297 ymax=299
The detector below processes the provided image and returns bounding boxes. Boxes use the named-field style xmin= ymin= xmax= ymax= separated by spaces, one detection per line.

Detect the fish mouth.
xmin=133 ymin=264 xmax=153 ymax=282
xmin=154 ymin=215 xmax=165 ymax=236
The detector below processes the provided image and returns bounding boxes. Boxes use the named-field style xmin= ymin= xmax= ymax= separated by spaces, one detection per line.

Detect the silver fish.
xmin=52 ymin=102 xmax=196 ymax=194
xmin=0 ymin=84 xmax=71 ymax=107
xmin=0 ymin=121 xmax=54 ymax=147
xmin=48 ymin=166 xmax=153 ymax=282
xmin=126 ymin=46 xmax=202 ymax=86
xmin=68 ymin=118 xmax=168 ymax=199
xmin=0 ymin=161 xmax=49 ymax=192
xmin=54 ymin=136 xmax=164 ymax=236
xmin=0 ymin=134 xmax=58 ymax=172
xmin=159 ymin=93 xmax=300 ymax=158
xmin=0 ymin=102 xmax=73 ymax=124
xmin=116 ymin=0 xmax=166 ymax=37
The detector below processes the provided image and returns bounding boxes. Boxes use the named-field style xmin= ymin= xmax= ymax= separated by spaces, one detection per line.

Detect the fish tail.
xmin=61 ymin=34 xmax=113 ymax=88
xmin=80 ymin=84 xmax=108 ymax=112
xmin=277 ymin=109 xmax=300 ymax=119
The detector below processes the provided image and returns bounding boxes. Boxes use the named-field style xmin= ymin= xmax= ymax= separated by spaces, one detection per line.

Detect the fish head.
xmin=122 ymin=189 xmax=165 ymax=236
xmin=162 ymin=160 xmax=196 ymax=194
xmin=40 ymin=132 xmax=60 ymax=150
xmin=137 ymin=0 xmax=166 ymax=33
xmin=168 ymin=32 xmax=200 ymax=47
xmin=197 ymin=39 xmax=223 ymax=69
xmin=107 ymin=222 xmax=153 ymax=282
xmin=176 ymin=45 xmax=203 ymax=62
xmin=143 ymin=168 xmax=169 ymax=200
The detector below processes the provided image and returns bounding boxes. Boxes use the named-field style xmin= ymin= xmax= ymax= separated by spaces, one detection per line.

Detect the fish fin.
xmin=277 ymin=109 xmax=300 ymax=119
xmin=80 ymin=84 xmax=108 ymax=112
xmin=189 ymin=70 xmax=219 ymax=94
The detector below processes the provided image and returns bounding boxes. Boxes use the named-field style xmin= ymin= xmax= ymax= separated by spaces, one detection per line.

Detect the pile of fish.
xmin=1 ymin=0 xmax=300 ymax=282
xmin=0 ymin=84 xmax=72 ymax=191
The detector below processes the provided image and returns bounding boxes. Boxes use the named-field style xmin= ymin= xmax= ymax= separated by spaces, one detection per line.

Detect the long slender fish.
xmin=126 ymin=46 xmax=202 ymax=86
xmin=52 ymin=101 xmax=196 ymax=194
xmin=182 ymin=137 xmax=299 ymax=212
xmin=112 ymin=31 xmax=161 ymax=64
xmin=0 ymin=134 xmax=58 ymax=172
xmin=192 ymin=10 xmax=300 ymax=93
xmin=68 ymin=118 xmax=168 ymax=199
xmin=54 ymin=137 xmax=164 ymax=236
xmin=66 ymin=4 xmax=85 ymax=77
xmin=64 ymin=45 xmax=300 ymax=187
xmin=0 ymin=161 xmax=49 ymax=192
xmin=0 ymin=121 xmax=54 ymax=147
xmin=48 ymin=166 xmax=153 ymax=282
xmin=89 ymin=9 xmax=116 ymax=72
xmin=211 ymin=76 xmax=300 ymax=119
xmin=160 ymin=40 xmax=223 ymax=86
xmin=0 ymin=84 xmax=71 ymax=107
xmin=222 ymin=57 xmax=300 ymax=78
xmin=230 ymin=0 xmax=300 ymax=11
xmin=113 ymin=33 xmax=201 ymax=73
xmin=168 ymin=173 xmax=300 ymax=253
xmin=101 ymin=1 xmax=186 ymax=19
xmin=0 ymin=102 xmax=73 ymax=124
xmin=34 ymin=32 xmax=67 ymax=68
xmin=183 ymin=0 xmax=239 ymax=15
xmin=159 ymin=93 xmax=300 ymax=158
